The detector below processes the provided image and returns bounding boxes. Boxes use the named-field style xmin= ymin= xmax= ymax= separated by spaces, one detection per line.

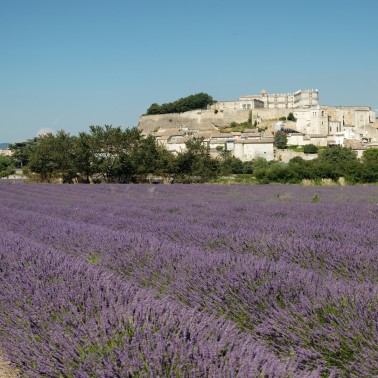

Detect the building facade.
xmin=212 ymin=89 xmax=319 ymax=110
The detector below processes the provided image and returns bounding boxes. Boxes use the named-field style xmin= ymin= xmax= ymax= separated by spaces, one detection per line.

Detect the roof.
xmin=241 ymin=132 xmax=261 ymax=138
xmin=210 ymin=133 xmax=234 ymax=138
xmin=308 ymin=134 xmax=328 ymax=138
xmin=195 ymin=131 xmax=214 ymax=138
xmin=344 ymin=139 xmax=365 ymax=150
xmin=235 ymin=138 xmax=274 ymax=144
xmin=209 ymin=139 xmax=232 ymax=144
xmin=287 ymin=132 xmax=305 ymax=136
xmin=167 ymin=137 xmax=192 ymax=144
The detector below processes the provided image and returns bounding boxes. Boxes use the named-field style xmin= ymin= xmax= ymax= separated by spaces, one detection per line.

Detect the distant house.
xmin=0 ymin=149 xmax=12 ymax=157
xmin=233 ymin=138 xmax=274 ymax=161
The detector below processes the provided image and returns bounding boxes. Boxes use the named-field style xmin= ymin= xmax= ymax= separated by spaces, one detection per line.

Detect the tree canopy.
xmin=274 ymin=130 xmax=288 ymax=149
xmin=146 ymin=93 xmax=215 ymax=115
xmin=7 ymin=126 xmax=378 ymax=185
xmin=0 ymin=156 xmax=15 ymax=178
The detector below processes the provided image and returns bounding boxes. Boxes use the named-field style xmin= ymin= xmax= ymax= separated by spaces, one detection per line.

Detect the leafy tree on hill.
xmin=274 ymin=130 xmax=288 ymax=149
xmin=146 ymin=93 xmax=215 ymax=115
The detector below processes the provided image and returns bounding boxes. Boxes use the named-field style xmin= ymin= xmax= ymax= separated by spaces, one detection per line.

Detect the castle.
xmin=138 ymin=90 xmax=378 ymax=162
xmin=212 ymin=89 xmax=319 ymax=110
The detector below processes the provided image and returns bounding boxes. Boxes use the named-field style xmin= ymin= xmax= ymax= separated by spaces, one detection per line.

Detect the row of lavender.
xmin=1 ymin=229 xmax=301 ymax=377
xmin=1 ymin=183 xmax=378 ymax=376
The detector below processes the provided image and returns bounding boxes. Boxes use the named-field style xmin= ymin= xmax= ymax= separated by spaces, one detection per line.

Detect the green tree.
xmin=362 ymin=148 xmax=378 ymax=165
xmin=72 ymin=132 xmax=95 ymax=183
xmin=146 ymin=93 xmax=215 ymax=115
xmin=175 ymin=138 xmax=219 ymax=182
xmin=318 ymin=146 xmax=357 ymax=166
xmin=220 ymin=154 xmax=244 ymax=175
xmin=130 ymin=134 xmax=176 ymax=181
xmin=8 ymin=139 xmax=38 ymax=168
xmin=317 ymin=146 xmax=358 ymax=180
xmin=28 ymin=131 xmax=77 ymax=182
xmin=0 ymin=156 xmax=15 ymax=178
xmin=86 ymin=126 xmax=142 ymax=183
xmin=274 ymin=130 xmax=288 ymax=149
xmin=29 ymin=133 xmax=60 ymax=181
xmin=355 ymin=148 xmax=378 ymax=183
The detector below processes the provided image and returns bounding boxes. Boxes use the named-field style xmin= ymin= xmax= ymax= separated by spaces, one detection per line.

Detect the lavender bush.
xmin=0 ymin=183 xmax=377 ymax=376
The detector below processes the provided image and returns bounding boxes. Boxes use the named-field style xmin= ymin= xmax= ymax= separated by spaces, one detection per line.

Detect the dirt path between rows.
xmin=0 ymin=354 xmax=19 ymax=378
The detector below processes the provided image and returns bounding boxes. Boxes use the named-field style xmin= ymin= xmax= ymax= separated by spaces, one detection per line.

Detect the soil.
xmin=0 ymin=354 xmax=19 ymax=378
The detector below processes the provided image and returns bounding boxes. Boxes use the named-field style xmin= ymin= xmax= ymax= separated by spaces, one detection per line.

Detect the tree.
xmin=0 ymin=156 xmax=15 ymax=178
xmin=356 ymin=148 xmax=378 ymax=183
xmin=28 ymin=131 xmax=77 ymax=182
xmin=130 ymin=134 xmax=175 ymax=181
xmin=72 ymin=132 xmax=95 ymax=183
xmin=318 ymin=146 xmax=357 ymax=166
xmin=146 ymin=93 xmax=215 ymax=115
xmin=28 ymin=133 xmax=60 ymax=181
xmin=362 ymin=148 xmax=378 ymax=165
xmin=175 ymin=138 xmax=219 ymax=182
xmin=220 ymin=154 xmax=244 ymax=175
xmin=86 ymin=125 xmax=143 ymax=183
xmin=274 ymin=130 xmax=288 ymax=149
xmin=8 ymin=139 xmax=38 ymax=168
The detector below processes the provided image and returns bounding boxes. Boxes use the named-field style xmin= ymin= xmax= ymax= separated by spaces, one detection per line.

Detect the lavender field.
xmin=1 ymin=183 xmax=378 ymax=377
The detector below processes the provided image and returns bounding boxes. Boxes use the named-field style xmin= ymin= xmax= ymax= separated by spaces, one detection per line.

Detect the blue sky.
xmin=1 ymin=0 xmax=377 ymax=142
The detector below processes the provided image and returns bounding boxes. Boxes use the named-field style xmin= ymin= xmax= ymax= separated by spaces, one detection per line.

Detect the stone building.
xmin=0 ymin=149 xmax=12 ymax=157
xmin=139 ymin=88 xmax=377 ymax=161
xmin=211 ymin=98 xmax=264 ymax=111
xmin=233 ymin=138 xmax=274 ymax=161
xmin=213 ymin=89 xmax=319 ymax=110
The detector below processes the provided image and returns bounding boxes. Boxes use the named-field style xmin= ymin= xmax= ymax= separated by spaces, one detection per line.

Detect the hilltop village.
xmin=138 ymin=90 xmax=378 ymax=162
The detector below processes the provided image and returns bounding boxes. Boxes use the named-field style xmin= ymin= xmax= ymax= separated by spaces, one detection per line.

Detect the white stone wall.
xmin=328 ymin=121 xmax=342 ymax=134
xmin=287 ymin=134 xmax=312 ymax=146
xmin=211 ymin=99 xmax=264 ymax=110
xmin=233 ymin=142 xmax=274 ymax=161
xmin=275 ymin=150 xmax=318 ymax=163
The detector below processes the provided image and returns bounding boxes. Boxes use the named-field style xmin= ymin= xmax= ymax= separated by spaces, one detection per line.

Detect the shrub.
xmin=287 ymin=112 xmax=296 ymax=121
xmin=303 ymin=144 xmax=318 ymax=154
